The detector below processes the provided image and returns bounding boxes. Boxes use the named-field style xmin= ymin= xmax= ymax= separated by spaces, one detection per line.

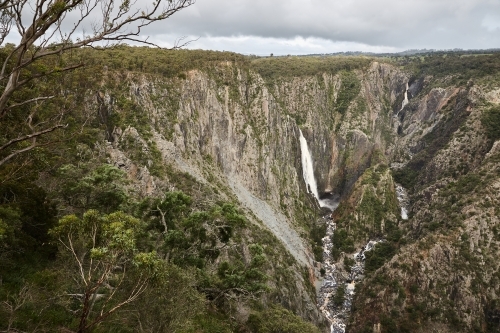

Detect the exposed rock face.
xmin=96 ymin=58 xmax=500 ymax=332
xmin=105 ymin=62 xmax=408 ymax=253
xmin=347 ymin=75 xmax=500 ymax=332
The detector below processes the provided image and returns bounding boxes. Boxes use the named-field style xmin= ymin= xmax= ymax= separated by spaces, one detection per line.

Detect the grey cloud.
xmin=145 ymin=0 xmax=500 ymax=50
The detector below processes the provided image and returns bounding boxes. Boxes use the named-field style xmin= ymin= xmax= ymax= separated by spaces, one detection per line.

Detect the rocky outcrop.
xmin=92 ymin=59 xmax=411 ymax=327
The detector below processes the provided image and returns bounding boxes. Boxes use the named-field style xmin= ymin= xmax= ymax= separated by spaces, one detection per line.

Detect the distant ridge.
xmin=262 ymin=48 xmax=500 ymax=58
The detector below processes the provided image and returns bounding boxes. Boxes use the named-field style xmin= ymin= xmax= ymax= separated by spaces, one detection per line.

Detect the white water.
xmin=401 ymin=208 xmax=408 ymax=220
xmin=318 ymin=214 xmax=383 ymax=333
xmin=400 ymin=82 xmax=409 ymax=112
xmin=298 ymin=129 xmax=384 ymax=332
xmin=395 ymin=183 xmax=409 ymax=220
xmin=298 ymin=129 xmax=337 ymax=210
xmin=298 ymin=130 xmax=402 ymax=332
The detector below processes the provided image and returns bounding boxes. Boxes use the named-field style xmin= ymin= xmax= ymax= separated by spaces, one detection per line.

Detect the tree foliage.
xmin=332 ymin=284 xmax=346 ymax=307
xmin=481 ymin=105 xmax=500 ymax=141
xmin=250 ymin=55 xmax=371 ymax=81
xmin=0 ymin=0 xmax=194 ymax=166
xmin=57 ymin=163 xmax=129 ymax=214
xmin=49 ymin=209 xmax=163 ymax=333
xmin=247 ymin=305 xmax=321 ymax=333
xmin=336 ymin=70 xmax=361 ymax=115
xmin=0 ymin=179 xmax=56 ymax=253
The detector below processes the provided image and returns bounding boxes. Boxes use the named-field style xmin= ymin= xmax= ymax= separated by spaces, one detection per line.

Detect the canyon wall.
xmin=97 ymin=57 xmax=500 ymax=332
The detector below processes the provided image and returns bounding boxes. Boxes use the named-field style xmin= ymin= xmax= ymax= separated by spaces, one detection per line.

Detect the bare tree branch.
xmin=156 ymin=205 xmax=168 ymax=234
xmin=0 ymin=0 xmax=195 ymax=165
xmin=0 ymin=125 xmax=65 ymax=166
xmin=1 ymin=283 xmax=33 ymax=332
xmin=2 ymin=95 xmax=55 ymax=112
xmin=0 ymin=121 xmax=63 ymax=151
xmin=85 ymin=276 xmax=149 ymax=332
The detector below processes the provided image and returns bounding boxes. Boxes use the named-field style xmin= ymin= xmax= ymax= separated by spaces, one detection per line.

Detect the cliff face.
xmin=95 ymin=55 xmax=500 ymax=332
xmin=95 ymin=60 xmax=406 ymax=328
xmin=348 ymin=76 xmax=500 ymax=331
xmin=104 ymin=61 xmax=407 ymax=260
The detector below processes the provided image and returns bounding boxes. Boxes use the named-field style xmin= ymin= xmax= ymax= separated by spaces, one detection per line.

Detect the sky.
xmin=144 ymin=0 xmax=500 ymax=55
xmin=4 ymin=0 xmax=500 ymax=56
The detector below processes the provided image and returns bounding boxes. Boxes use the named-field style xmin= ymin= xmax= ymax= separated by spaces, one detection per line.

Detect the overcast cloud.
xmin=144 ymin=0 xmax=500 ymax=55
xmin=6 ymin=0 xmax=500 ymax=55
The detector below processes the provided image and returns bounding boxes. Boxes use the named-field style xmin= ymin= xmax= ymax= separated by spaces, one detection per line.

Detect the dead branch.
xmin=0 ymin=123 xmax=66 ymax=167
xmin=0 ymin=0 xmax=195 ymax=165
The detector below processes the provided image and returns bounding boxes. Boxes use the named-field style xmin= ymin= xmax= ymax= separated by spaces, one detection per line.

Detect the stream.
xmin=298 ymin=129 xmax=373 ymax=332
xmin=317 ymin=214 xmax=382 ymax=333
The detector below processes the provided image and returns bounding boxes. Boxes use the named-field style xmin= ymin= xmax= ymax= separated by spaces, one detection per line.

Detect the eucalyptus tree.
xmin=49 ymin=209 xmax=163 ymax=333
xmin=0 ymin=0 xmax=194 ymax=167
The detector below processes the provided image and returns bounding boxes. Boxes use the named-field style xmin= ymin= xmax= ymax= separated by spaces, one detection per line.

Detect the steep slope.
xmin=100 ymin=58 xmax=414 ymax=332
xmin=347 ymin=58 xmax=500 ymax=332
xmin=90 ymin=56 xmax=411 ymax=330
xmin=2 ymin=48 xmax=500 ymax=333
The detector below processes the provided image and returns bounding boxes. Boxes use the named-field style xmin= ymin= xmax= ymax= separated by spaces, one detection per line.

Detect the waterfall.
xmin=299 ymin=129 xmax=320 ymax=200
xmin=400 ymin=82 xmax=409 ymax=112
xmin=299 ymin=128 xmax=393 ymax=333
xmin=298 ymin=129 xmax=337 ymax=210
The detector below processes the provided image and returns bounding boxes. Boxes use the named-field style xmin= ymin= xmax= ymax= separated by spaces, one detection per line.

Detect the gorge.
xmin=1 ymin=48 xmax=500 ymax=332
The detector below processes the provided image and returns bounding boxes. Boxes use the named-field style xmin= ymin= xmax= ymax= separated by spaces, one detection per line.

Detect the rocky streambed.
xmin=317 ymin=214 xmax=383 ymax=333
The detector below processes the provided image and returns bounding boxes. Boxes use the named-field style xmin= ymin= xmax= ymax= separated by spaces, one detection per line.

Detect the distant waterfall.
xmin=298 ymin=129 xmax=337 ymax=210
xmin=395 ymin=184 xmax=409 ymax=220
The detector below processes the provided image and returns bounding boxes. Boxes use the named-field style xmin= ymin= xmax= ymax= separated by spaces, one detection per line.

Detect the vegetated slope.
xmin=1 ymin=46 xmax=500 ymax=333
xmin=0 ymin=48 xmax=329 ymax=333
xmin=0 ymin=47 xmax=390 ymax=332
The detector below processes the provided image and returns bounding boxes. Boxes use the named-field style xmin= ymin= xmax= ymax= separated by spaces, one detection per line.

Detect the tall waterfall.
xmin=400 ymin=82 xmax=409 ymax=112
xmin=298 ymin=129 xmax=337 ymax=210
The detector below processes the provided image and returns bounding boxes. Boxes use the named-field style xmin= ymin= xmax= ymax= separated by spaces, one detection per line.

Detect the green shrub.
xmin=365 ymin=242 xmax=396 ymax=274
xmin=481 ymin=105 xmax=500 ymax=141
xmin=331 ymin=228 xmax=355 ymax=260
xmin=332 ymin=285 xmax=346 ymax=307
xmin=336 ymin=71 xmax=361 ymax=115
xmin=250 ymin=55 xmax=371 ymax=81
xmin=310 ymin=222 xmax=326 ymax=262
xmin=393 ymin=168 xmax=419 ymax=189
xmin=344 ymin=256 xmax=356 ymax=273
xmin=455 ymin=173 xmax=481 ymax=194
xmin=247 ymin=305 xmax=321 ymax=333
